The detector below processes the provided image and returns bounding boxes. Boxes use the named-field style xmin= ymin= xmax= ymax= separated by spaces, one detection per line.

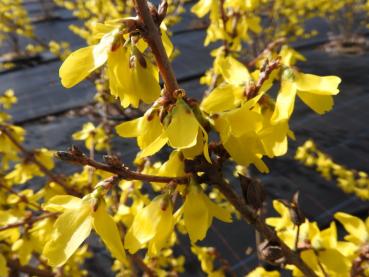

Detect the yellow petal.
xmin=183 ymin=185 xmax=209 ymax=243
xmin=334 ymin=212 xmax=368 ymax=244
xmin=59 ymin=45 xmax=107 ymax=88
xmin=138 ymin=133 xmax=168 ymax=158
xmin=219 ymin=56 xmax=250 ymax=86
xmin=115 ymin=117 xmax=141 ymax=138
xmin=295 ymin=73 xmax=341 ymax=95
xmin=165 ymin=99 xmax=199 ymax=149
xmin=161 ymin=28 xmax=174 ymax=57
xmin=147 ymin=203 xmax=174 ymax=256
xmin=297 ymin=91 xmax=334 ymax=115
xmin=205 ymin=195 xmax=232 ymax=223
xmin=129 ymin=196 xmax=164 ymax=243
xmin=271 ymin=80 xmax=297 ymax=124
xmin=93 ymin=200 xmax=126 ymax=262
xmin=319 ymin=249 xmax=350 ymax=276
xmin=124 ymin=228 xmax=142 ymax=254
xmin=201 ymin=84 xmax=244 ymax=114
xmin=43 ymin=195 xmax=83 ymax=212
xmin=191 ymin=0 xmax=212 ymax=17
xmin=0 ymin=253 xmax=8 ymax=277
xmin=43 ymin=203 xmax=92 ymax=267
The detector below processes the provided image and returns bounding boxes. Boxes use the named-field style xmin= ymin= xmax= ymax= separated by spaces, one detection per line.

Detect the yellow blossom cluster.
xmin=296 ymin=139 xmax=369 ymax=200
xmin=265 ymin=200 xmax=369 ymax=276
xmin=0 ymin=0 xmax=368 ymax=276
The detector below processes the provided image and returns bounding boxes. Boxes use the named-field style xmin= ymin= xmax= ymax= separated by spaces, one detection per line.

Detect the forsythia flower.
xmin=59 ymin=22 xmax=164 ymax=108
xmin=201 ymin=56 xmax=252 ymax=114
xmin=5 ymin=148 xmax=54 ymax=185
xmin=0 ymin=89 xmax=17 ymax=109
xmin=213 ymin=95 xmax=290 ymax=173
xmin=124 ymin=195 xmax=174 ymax=256
xmin=334 ymin=212 xmax=369 ymax=249
xmin=191 ymin=245 xmax=225 ymax=276
xmin=267 ymin=201 xmax=352 ymax=276
xmin=180 ymin=183 xmax=232 ymax=243
xmin=247 ymin=266 xmax=281 ymax=277
xmin=272 ymin=70 xmax=341 ymax=123
xmin=42 ymin=194 xmax=126 ymax=267
xmin=116 ymin=98 xmax=210 ymax=162
xmin=72 ymin=122 xmax=108 ymax=151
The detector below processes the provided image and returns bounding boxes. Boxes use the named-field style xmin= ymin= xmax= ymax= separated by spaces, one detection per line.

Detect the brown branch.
xmin=56 ymin=147 xmax=189 ymax=184
xmin=7 ymin=259 xmax=56 ymax=277
xmin=0 ymin=181 xmax=43 ymax=210
xmin=0 ymin=212 xmax=58 ymax=232
xmin=0 ymin=125 xmax=79 ymax=196
xmin=186 ymin=157 xmax=317 ymax=277
xmin=247 ymin=37 xmax=286 ymax=68
xmin=245 ymin=57 xmax=281 ymax=99
xmin=134 ymin=0 xmax=179 ymax=99
xmin=129 ymin=1 xmax=315 ymax=275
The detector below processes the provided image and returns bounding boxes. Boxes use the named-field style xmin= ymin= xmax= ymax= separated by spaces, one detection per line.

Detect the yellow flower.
xmin=191 ymin=245 xmax=224 ymax=276
xmin=0 ymin=125 xmax=25 ymax=170
xmin=72 ymin=122 xmax=108 ymax=151
xmin=5 ymin=148 xmax=54 ymax=185
xmin=124 ymin=195 xmax=174 ymax=256
xmin=201 ymin=56 xmax=252 ymax=114
xmin=181 ymin=184 xmax=232 ymax=243
xmin=59 ymin=22 xmax=161 ymax=108
xmin=42 ymin=194 xmax=126 ymax=267
xmin=213 ymin=95 xmax=289 ymax=173
xmin=272 ymin=70 xmax=341 ymax=123
xmin=334 ymin=212 xmax=369 ymax=246
xmin=0 ymin=253 xmax=8 ymax=277
xmin=0 ymin=89 xmax=17 ymax=109
xmin=247 ymin=266 xmax=280 ymax=277
xmin=116 ymin=98 xmax=210 ymax=162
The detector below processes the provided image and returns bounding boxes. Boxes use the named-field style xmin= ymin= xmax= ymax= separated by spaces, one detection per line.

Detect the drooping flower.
xmin=179 ymin=183 xmax=232 ymax=243
xmin=124 ymin=195 xmax=174 ymax=256
xmin=59 ymin=21 xmax=173 ymax=108
xmin=116 ymin=98 xmax=210 ymax=162
xmin=42 ymin=194 xmax=126 ymax=267
xmin=272 ymin=70 xmax=341 ymax=124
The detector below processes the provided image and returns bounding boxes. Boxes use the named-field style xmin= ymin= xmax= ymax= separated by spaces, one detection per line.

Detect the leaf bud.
xmin=239 ymin=174 xmax=265 ymax=211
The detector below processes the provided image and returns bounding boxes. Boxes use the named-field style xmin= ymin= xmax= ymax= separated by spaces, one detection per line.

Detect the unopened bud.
xmin=239 ymin=174 xmax=265 ymax=211
xmin=103 ymin=155 xmax=122 ymax=168
xmin=279 ymin=192 xmax=305 ymax=226
xmin=259 ymin=240 xmax=285 ymax=265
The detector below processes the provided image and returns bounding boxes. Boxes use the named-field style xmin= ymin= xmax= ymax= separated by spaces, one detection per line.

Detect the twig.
xmin=247 ymin=37 xmax=286 ymax=68
xmin=245 ymin=57 xmax=281 ymax=99
xmin=294 ymin=225 xmax=300 ymax=251
xmin=0 ymin=125 xmax=79 ymax=196
xmin=0 ymin=212 xmax=58 ymax=232
xmin=56 ymin=147 xmax=189 ymax=184
xmin=128 ymin=2 xmax=316 ymax=275
xmin=0 ymin=181 xmax=43 ymax=210
xmin=7 ymin=259 xmax=56 ymax=277
xmin=134 ymin=0 xmax=179 ymax=99
xmin=186 ymin=156 xmax=318 ymax=277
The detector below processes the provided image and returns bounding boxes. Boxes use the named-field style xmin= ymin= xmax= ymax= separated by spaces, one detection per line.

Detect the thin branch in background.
xmin=0 ymin=181 xmax=43 ymax=210
xmin=0 ymin=212 xmax=58 ymax=232
xmin=0 ymin=125 xmax=80 ymax=196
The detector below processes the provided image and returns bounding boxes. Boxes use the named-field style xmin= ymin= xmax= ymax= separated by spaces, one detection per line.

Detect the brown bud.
xmin=259 ymin=240 xmax=285 ymax=265
xmin=103 ymin=155 xmax=122 ymax=168
xmin=129 ymin=55 xmax=136 ymax=68
xmin=279 ymin=192 xmax=305 ymax=226
xmin=239 ymin=174 xmax=265 ymax=211
xmin=147 ymin=1 xmax=160 ymax=25
xmin=157 ymin=0 xmax=168 ymax=24
xmin=110 ymin=35 xmax=123 ymax=52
